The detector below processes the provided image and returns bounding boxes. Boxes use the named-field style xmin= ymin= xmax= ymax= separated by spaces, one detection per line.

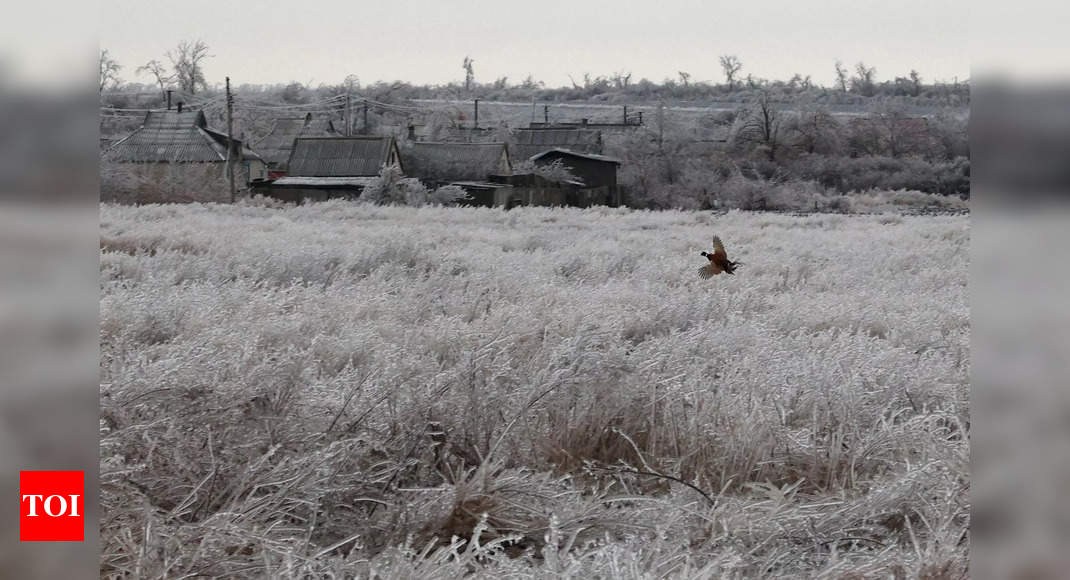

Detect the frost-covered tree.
xmin=735 ymin=91 xmax=785 ymax=161
xmin=360 ymin=165 xmax=468 ymax=206
xmin=136 ymin=59 xmax=175 ymax=102
xmin=462 ymin=56 xmax=475 ymax=92
xmin=787 ymin=105 xmax=842 ymax=155
xmin=851 ymin=62 xmax=877 ymax=97
xmin=168 ymin=40 xmax=212 ymax=95
xmin=513 ymin=159 xmax=584 ymax=186
xmin=834 ymin=60 xmax=849 ymax=93
xmin=909 ymin=69 xmax=923 ymax=97
xmin=719 ymin=55 xmax=742 ymax=91
xmin=100 ymin=49 xmax=122 ymax=93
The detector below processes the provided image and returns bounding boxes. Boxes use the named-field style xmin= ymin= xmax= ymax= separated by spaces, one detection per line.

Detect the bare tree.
xmin=168 ymin=40 xmax=212 ymax=95
xmin=136 ymin=59 xmax=175 ymax=102
xmin=787 ymin=106 xmax=841 ymax=155
xmin=872 ymin=105 xmax=932 ymax=158
xmin=462 ymin=56 xmax=475 ymax=91
xmin=909 ymin=69 xmax=922 ymax=97
xmin=100 ymin=49 xmax=122 ymax=93
xmin=678 ymin=71 xmax=691 ymax=87
xmin=735 ymin=91 xmax=784 ymax=161
xmin=720 ymin=55 xmax=742 ymax=91
xmin=611 ymin=71 xmax=632 ymax=89
xmin=851 ymin=62 xmax=877 ymax=96
xmin=834 ymin=60 xmax=849 ymax=93
xmin=520 ymin=75 xmax=541 ymax=89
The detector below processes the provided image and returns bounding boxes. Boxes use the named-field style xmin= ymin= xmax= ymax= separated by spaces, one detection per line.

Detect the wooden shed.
xmin=529 ymin=148 xmax=620 ymax=189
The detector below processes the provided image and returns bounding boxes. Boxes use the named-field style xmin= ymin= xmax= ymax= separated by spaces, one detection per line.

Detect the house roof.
xmin=529 ymin=148 xmax=621 ymax=165
xmin=270 ymin=176 xmax=379 ymax=187
xmin=105 ymin=110 xmax=261 ymax=163
xmin=286 ymin=136 xmax=399 ymax=177
xmin=512 ymin=128 xmax=603 ymax=158
xmin=254 ymin=113 xmax=340 ymax=166
xmin=449 ymin=181 xmax=513 ymax=190
xmin=400 ymin=142 xmax=511 ymax=182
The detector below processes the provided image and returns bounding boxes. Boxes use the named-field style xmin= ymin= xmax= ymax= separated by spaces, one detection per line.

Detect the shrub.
xmin=360 ymin=165 xmax=470 ymax=207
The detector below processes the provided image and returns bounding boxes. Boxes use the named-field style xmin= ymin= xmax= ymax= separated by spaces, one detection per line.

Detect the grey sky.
xmin=101 ymin=0 xmax=970 ymax=89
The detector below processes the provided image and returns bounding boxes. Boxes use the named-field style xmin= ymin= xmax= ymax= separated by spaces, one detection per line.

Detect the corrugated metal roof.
xmin=254 ymin=114 xmax=340 ymax=166
xmin=287 ymin=136 xmax=396 ymax=177
xmin=400 ymin=142 xmax=511 ymax=181
xmin=105 ymin=110 xmax=261 ymax=163
xmin=106 ymin=110 xmax=226 ymax=162
xmin=512 ymin=128 xmax=603 ymax=159
xmin=530 ymin=148 xmax=621 ymax=164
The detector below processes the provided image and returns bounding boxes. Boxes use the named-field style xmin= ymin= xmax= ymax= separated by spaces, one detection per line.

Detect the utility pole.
xmin=363 ymin=100 xmax=369 ymax=134
xmin=657 ymin=101 xmax=664 ymax=149
xmin=473 ymin=98 xmax=479 ymax=129
xmin=166 ymin=89 xmax=172 ymax=110
xmin=623 ymin=105 xmax=628 ymax=125
xmin=226 ymin=76 xmax=235 ymax=203
xmin=544 ymin=105 xmax=549 ymax=124
xmin=345 ymin=93 xmax=351 ymax=136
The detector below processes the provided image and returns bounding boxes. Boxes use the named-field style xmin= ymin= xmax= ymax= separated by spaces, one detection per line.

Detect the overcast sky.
xmin=98 ymin=0 xmax=973 ymax=90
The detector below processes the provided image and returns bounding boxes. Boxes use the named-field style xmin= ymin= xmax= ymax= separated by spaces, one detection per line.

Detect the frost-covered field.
xmin=100 ymin=201 xmax=969 ymax=578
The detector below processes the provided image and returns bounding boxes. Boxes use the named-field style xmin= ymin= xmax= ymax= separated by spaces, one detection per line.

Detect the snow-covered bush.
xmin=360 ymin=165 xmax=470 ymax=207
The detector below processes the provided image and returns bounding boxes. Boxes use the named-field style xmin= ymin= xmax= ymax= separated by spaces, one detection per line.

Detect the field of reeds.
xmin=100 ymin=200 xmax=969 ymax=578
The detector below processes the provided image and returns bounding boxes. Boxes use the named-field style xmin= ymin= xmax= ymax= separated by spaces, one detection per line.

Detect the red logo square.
xmin=19 ymin=471 xmax=84 ymax=542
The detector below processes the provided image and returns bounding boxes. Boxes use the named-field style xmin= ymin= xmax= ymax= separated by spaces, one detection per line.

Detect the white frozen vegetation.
xmin=100 ymin=201 xmax=969 ymax=578
xmin=360 ymin=165 xmax=470 ymax=207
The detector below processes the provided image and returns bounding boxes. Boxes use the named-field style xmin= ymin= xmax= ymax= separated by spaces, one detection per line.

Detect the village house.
xmin=102 ymin=108 xmax=267 ymax=203
xmin=511 ymin=127 xmax=604 ymax=160
xmin=399 ymin=142 xmax=513 ymax=207
xmin=253 ymin=113 xmax=341 ymax=178
xmin=251 ymin=136 xmax=403 ymax=203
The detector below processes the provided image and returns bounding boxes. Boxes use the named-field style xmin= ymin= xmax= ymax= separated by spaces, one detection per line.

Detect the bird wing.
xmin=699 ymin=262 xmax=723 ymax=279
xmin=711 ymin=236 xmax=727 ymax=260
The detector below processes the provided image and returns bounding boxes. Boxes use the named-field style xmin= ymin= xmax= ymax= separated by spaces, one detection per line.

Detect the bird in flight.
xmin=699 ymin=236 xmax=741 ymax=278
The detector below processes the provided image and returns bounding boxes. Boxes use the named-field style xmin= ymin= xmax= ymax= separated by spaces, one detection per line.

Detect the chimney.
xmin=177 ymin=101 xmax=184 ymax=113
xmin=166 ymin=89 xmax=173 ymax=110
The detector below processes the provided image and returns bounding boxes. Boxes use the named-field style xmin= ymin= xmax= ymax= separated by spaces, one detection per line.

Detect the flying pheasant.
xmin=699 ymin=236 xmax=741 ymax=278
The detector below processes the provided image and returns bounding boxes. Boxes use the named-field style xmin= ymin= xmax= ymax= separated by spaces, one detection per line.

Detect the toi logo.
xmin=19 ymin=471 xmax=84 ymax=542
